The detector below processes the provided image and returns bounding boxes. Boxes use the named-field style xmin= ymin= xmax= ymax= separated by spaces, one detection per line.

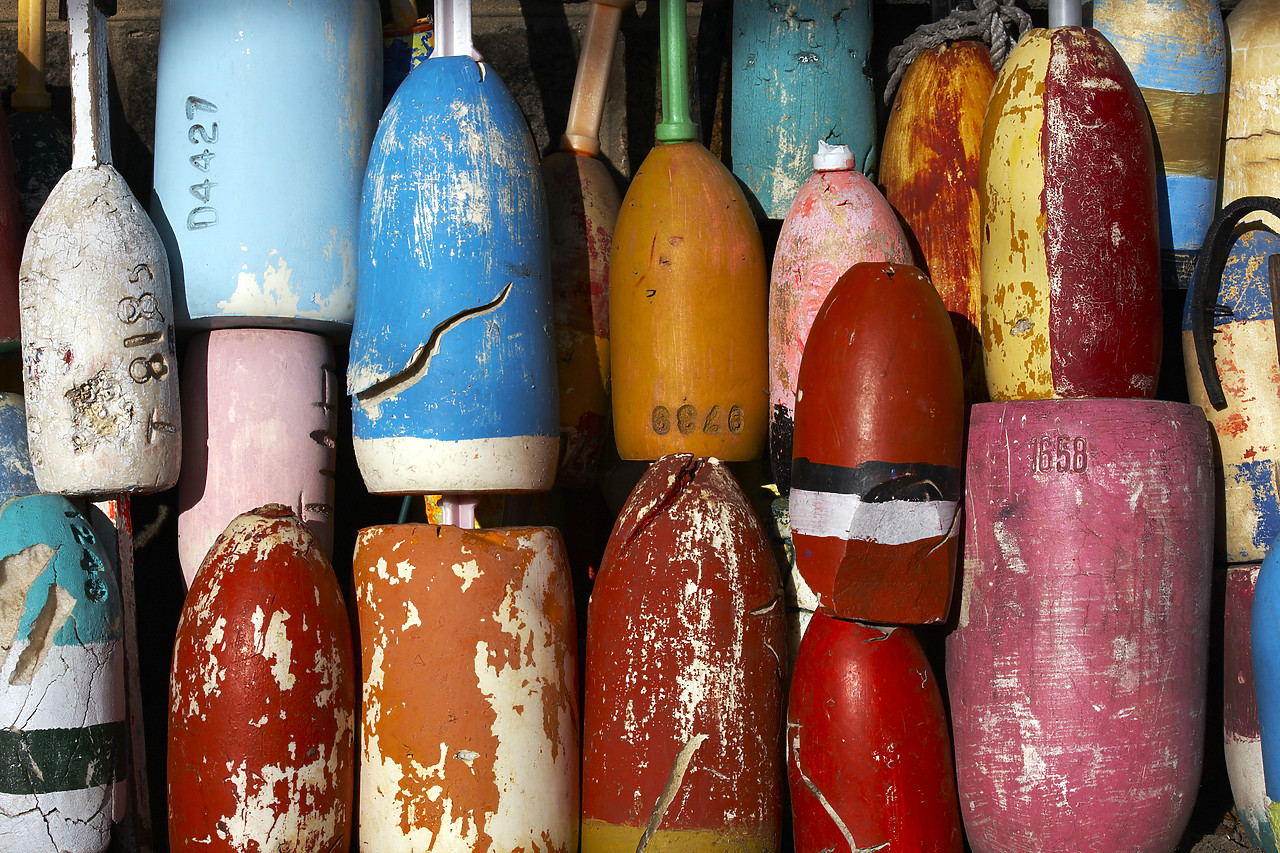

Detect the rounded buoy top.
xmin=813 ymin=140 xmax=855 ymax=172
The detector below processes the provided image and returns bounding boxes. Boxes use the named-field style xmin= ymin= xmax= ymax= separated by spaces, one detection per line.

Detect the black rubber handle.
xmin=1191 ymin=196 xmax=1280 ymax=410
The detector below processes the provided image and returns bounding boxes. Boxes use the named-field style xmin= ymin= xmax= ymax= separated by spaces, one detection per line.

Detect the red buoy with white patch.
xmin=790 ymin=262 xmax=963 ymax=625
xmin=168 ymin=505 xmax=355 ymax=853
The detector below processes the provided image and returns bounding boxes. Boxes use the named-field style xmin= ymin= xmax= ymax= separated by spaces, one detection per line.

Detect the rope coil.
xmin=884 ymin=0 xmax=1033 ymax=104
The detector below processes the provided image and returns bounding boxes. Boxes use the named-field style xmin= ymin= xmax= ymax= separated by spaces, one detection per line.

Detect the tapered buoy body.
xmin=177 ymin=330 xmax=336 ymax=587
xmin=881 ymin=41 xmax=995 ymax=402
xmin=1226 ymin=563 xmax=1276 ymax=852
xmin=730 ymin=0 xmax=876 ymax=219
xmin=0 ymin=494 xmax=125 ymax=853
xmin=1223 ymin=0 xmax=1280 ymax=222
xmin=582 ymin=454 xmax=785 ymax=851
xmin=981 ymin=27 xmax=1161 ymax=400
xmin=610 ymin=141 xmax=767 ymax=462
xmin=355 ymin=523 xmax=579 ymax=852
xmin=349 ymin=55 xmax=557 ymax=494
xmin=168 ymin=506 xmax=355 ymax=853
xmin=788 ymin=615 xmax=963 ymax=853
xmin=790 ymin=263 xmax=963 ymax=625
xmin=948 ymin=399 xmax=1212 ymax=853
xmin=1092 ymin=0 xmax=1225 ymax=289
xmin=21 ymin=0 xmax=180 ymax=495
xmin=769 ymin=145 xmax=910 ymax=491
xmin=152 ymin=0 xmax=382 ymax=332
xmin=1183 ymin=214 xmax=1280 ymax=564
xmin=0 ymin=393 xmax=37 ymax=502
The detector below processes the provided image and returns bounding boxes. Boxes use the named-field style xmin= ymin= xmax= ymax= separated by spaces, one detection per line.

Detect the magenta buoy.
xmin=177 ymin=329 xmax=336 ymax=587
xmin=947 ymin=399 xmax=1213 ymax=853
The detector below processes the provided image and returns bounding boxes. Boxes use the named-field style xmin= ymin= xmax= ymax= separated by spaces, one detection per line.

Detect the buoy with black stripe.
xmin=790 ymin=262 xmax=963 ymax=625
xmin=0 ymin=494 xmax=125 ymax=853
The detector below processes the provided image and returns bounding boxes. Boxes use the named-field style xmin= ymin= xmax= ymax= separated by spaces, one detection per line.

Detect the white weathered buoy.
xmin=19 ymin=0 xmax=180 ymax=496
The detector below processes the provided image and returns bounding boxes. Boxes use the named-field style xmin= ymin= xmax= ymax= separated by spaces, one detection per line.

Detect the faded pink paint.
xmin=178 ymin=330 xmax=337 ymax=587
xmin=769 ymin=169 xmax=911 ymax=417
xmin=947 ymin=399 xmax=1212 ymax=853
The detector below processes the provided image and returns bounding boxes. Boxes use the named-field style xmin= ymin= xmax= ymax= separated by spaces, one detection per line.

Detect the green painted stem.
xmin=656 ymin=0 xmax=696 ymax=143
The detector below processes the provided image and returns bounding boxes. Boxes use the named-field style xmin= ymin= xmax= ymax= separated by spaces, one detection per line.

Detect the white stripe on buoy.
xmin=0 ymin=639 xmax=124 ymax=730
xmin=0 ymin=782 xmax=126 ymax=851
xmin=789 ymin=488 xmax=958 ymax=545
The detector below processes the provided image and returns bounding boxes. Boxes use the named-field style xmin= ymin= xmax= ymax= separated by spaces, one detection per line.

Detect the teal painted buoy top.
xmin=731 ymin=0 xmax=876 ymax=219
xmin=150 ymin=0 xmax=382 ymax=333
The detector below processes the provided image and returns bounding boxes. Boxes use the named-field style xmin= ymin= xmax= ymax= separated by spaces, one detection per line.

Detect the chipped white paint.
xmin=353 ymin=433 xmax=558 ymax=494
xmin=789 ymin=489 xmax=958 ymax=544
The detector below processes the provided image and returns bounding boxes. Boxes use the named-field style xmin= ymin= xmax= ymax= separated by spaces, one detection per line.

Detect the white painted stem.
xmin=440 ymin=495 xmax=478 ymax=529
xmin=433 ymin=0 xmax=473 ymax=60
xmin=68 ymin=0 xmax=110 ymax=168
xmin=1049 ymin=0 xmax=1082 ymax=27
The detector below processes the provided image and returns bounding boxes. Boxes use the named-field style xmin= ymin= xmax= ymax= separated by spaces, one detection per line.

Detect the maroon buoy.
xmin=948 ymin=399 xmax=1212 ymax=853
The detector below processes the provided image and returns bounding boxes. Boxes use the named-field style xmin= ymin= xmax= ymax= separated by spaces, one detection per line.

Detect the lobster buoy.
xmin=949 ymin=398 xmax=1212 ymax=853
xmin=582 ymin=454 xmax=785 ymax=851
xmin=980 ymin=24 xmax=1161 ymax=400
xmin=881 ymin=39 xmax=996 ymax=402
xmin=151 ymin=0 xmax=382 ymax=331
xmin=354 ymin=523 xmax=579 ymax=852
xmin=730 ymin=0 xmax=876 ymax=219
xmin=20 ymin=0 xmax=180 ymax=495
xmin=610 ymin=0 xmax=767 ymax=463
xmin=177 ymin=329 xmax=337 ymax=587
xmin=1092 ymin=0 xmax=1226 ymax=289
xmin=787 ymin=613 xmax=963 ymax=852
xmin=168 ymin=506 xmax=355 ymax=853
xmin=1226 ymin=563 xmax=1275 ymax=852
xmin=0 ymin=392 xmax=36 ymax=502
xmin=768 ymin=142 xmax=910 ymax=492
xmin=1223 ymin=0 xmax=1280 ymax=226
xmin=790 ymin=263 xmax=963 ymax=625
xmin=349 ymin=6 xmax=557 ymax=494
xmin=0 ymin=494 xmax=125 ymax=853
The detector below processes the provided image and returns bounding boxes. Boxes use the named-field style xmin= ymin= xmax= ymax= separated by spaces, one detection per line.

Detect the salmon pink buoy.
xmin=768 ymin=142 xmax=910 ymax=491
xmin=354 ymin=523 xmax=579 ymax=852
xmin=948 ymin=398 xmax=1213 ymax=853
xmin=582 ymin=454 xmax=785 ymax=851
xmin=790 ymin=262 xmax=963 ymax=625
xmin=168 ymin=506 xmax=355 ymax=853
xmin=788 ymin=614 xmax=963 ymax=852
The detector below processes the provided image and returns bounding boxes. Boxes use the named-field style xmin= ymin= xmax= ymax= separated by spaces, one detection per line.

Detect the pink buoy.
xmin=178 ymin=329 xmax=336 ymax=587
xmin=947 ymin=398 xmax=1212 ymax=853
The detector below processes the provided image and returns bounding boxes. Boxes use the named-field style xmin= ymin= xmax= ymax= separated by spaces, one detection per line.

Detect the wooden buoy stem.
xmin=13 ymin=0 xmax=50 ymax=111
xmin=561 ymin=0 xmax=633 ymax=156
xmin=433 ymin=0 xmax=473 ymax=60
xmin=68 ymin=0 xmax=110 ymax=169
xmin=656 ymin=0 xmax=696 ymax=143
xmin=1049 ymin=0 xmax=1082 ymax=28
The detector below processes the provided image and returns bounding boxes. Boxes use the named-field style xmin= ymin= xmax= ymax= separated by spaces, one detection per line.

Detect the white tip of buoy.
xmin=813 ymin=141 xmax=855 ymax=172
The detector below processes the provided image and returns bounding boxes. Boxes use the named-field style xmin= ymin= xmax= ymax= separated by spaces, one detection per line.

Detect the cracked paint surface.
xmin=789 ymin=263 xmax=963 ymax=625
xmin=787 ymin=613 xmax=961 ymax=852
xmin=349 ymin=55 xmax=557 ymax=495
xmin=355 ymin=523 xmax=579 ymax=853
xmin=1223 ymin=0 xmax=1280 ymax=231
xmin=610 ymin=143 xmax=767 ymax=463
xmin=177 ymin=329 xmax=337 ymax=587
xmin=0 ymin=494 xmax=125 ymax=853
xmin=881 ymin=40 xmax=994 ymax=405
xmin=768 ymin=164 xmax=909 ymax=492
xmin=582 ymin=454 xmax=785 ymax=851
xmin=168 ymin=505 xmax=354 ymax=853
xmin=947 ymin=400 xmax=1212 ymax=853
xmin=151 ymin=0 xmax=381 ymax=331
xmin=730 ymin=0 xmax=876 ymax=218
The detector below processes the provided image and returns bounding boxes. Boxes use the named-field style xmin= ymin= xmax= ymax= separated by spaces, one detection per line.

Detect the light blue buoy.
xmin=730 ymin=0 xmax=876 ymax=219
xmin=0 ymin=494 xmax=124 ymax=853
xmin=0 ymin=393 xmax=36 ymax=503
xmin=1253 ymin=543 xmax=1280 ymax=841
xmin=348 ymin=10 xmax=557 ymax=496
xmin=1092 ymin=0 xmax=1226 ymax=289
xmin=150 ymin=0 xmax=382 ymax=333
